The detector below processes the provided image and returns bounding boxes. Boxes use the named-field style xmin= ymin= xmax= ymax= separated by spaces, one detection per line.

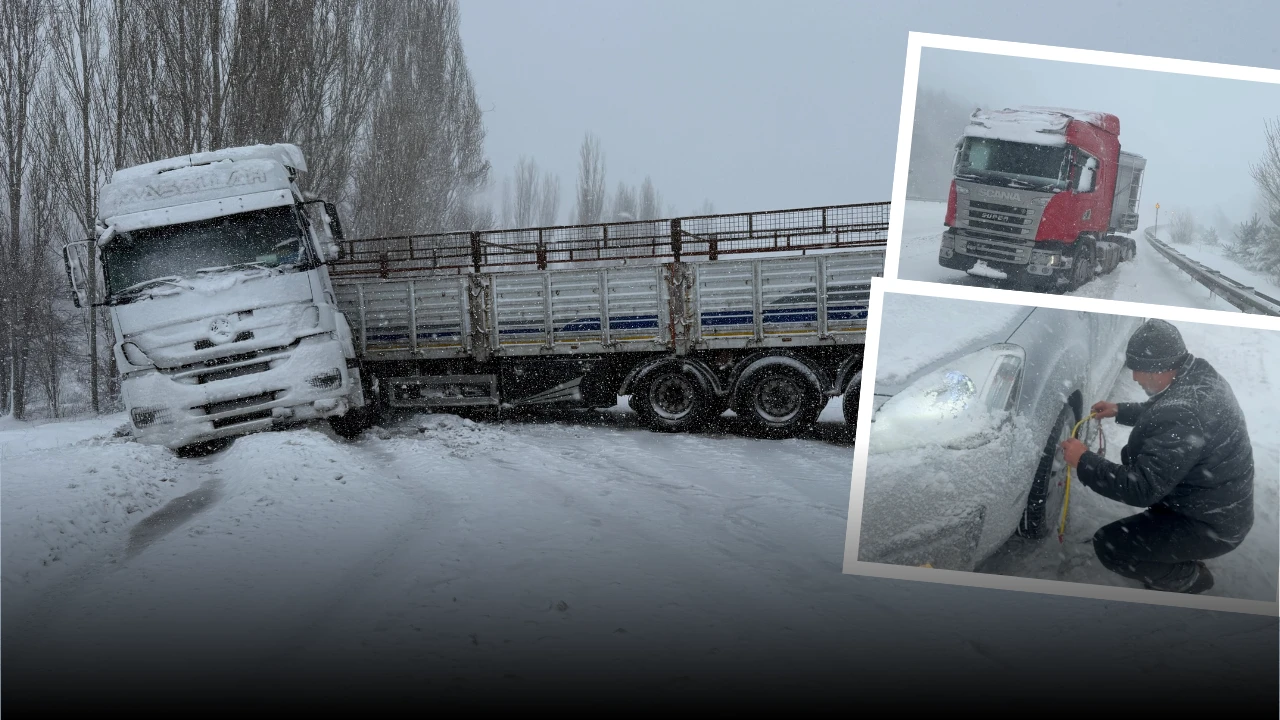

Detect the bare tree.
xmin=1168 ymin=209 xmax=1197 ymax=245
xmin=611 ymin=181 xmax=637 ymax=221
xmin=510 ymin=156 xmax=541 ymax=227
xmin=574 ymin=131 xmax=606 ymax=225
xmin=352 ymin=0 xmax=489 ymax=236
xmin=638 ymin=176 xmax=662 ymax=220
xmin=0 ymin=0 xmax=47 ymax=417
xmin=1250 ymin=118 xmax=1280 ymax=211
xmin=537 ymin=170 xmax=559 ymax=226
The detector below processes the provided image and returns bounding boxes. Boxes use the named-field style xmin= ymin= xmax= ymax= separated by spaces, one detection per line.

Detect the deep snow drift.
xmin=897 ymin=200 xmax=1241 ymax=311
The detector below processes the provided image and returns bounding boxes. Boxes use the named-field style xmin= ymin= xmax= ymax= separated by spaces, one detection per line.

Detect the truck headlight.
xmin=121 ymin=342 xmax=153 ymax=368
xmin=307 ymin=368 xmax=343 ymax=389
xmin=869 ymin=343 xmax=1024 ymax=454
xmin=131 ymin=407 xmax=172 ymax=428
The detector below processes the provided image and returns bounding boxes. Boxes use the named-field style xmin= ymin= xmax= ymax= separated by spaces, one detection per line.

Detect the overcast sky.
xmin=916 ymin=48 xmax=1280 ymax=225
xmin=458 ymin=0 xmax=1280 ymax=220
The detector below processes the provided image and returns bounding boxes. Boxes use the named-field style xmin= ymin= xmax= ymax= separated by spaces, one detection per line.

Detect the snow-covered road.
xmin=897 ymin=200 xmax=1241 ymax=311
xmin=3 ymin=394 xmax=1276 ymax=705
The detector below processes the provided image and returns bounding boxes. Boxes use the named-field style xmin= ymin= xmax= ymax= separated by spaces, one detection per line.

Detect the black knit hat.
xmin=1125 ymin=319 xmax=1188 ymax=372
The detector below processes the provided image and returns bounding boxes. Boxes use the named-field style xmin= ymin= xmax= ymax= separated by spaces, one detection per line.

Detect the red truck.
xmin=938 ymin=106 xmax=1146 ymax=292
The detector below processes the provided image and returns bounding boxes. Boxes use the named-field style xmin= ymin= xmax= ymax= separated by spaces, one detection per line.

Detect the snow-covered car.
xmin=856 ymin=293 xmax=1141 ymax=570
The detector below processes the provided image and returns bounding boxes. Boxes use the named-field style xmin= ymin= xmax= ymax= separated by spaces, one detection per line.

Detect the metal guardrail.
xmin=1143 ymin=227 xmax=1280 ymax=316
xmin=329 ymin=201 xmax=890 ymax=279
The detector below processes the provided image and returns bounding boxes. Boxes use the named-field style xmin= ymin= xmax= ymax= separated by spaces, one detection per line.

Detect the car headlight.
xmin=121 ymin=342 xmax=153 ymax=368
xmin=869 ymin=343 xmax=1024 ymax=454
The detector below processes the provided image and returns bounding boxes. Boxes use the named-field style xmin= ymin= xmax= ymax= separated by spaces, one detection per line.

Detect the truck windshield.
xmin=955 ymin=137 xmax=1070 ymax=192
xmin=103 ymin=205 xmax=310 ymax=301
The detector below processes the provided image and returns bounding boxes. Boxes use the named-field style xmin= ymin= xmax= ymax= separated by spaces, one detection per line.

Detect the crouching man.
xmin=1060 ymin=319 xmax=1254 ymax=594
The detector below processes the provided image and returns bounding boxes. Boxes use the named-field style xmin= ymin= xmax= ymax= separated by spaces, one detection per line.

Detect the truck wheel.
xmin=736 ymin=365 xmax=823 ymax=439
xmin=1016 ymin=404 xmax=1077 ymax=540
xmin=633 ymin=367 xmax=716 ymax=433
xmin=842 ymin=371 xmax=862 ymax=429
xmin=328 ymin=408 xmax=372 ymax=439
xmin=174 ymin=436 xmax=234 ymax=458
xmin=1068 ymin=241 xmax=1095 ymax=290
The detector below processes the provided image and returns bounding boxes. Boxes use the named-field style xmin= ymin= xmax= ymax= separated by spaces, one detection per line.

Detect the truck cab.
xmin=938 ymin=107 xmax=1145 ymax=291
xmin=63 ymin=144 xmax=365 ymax=456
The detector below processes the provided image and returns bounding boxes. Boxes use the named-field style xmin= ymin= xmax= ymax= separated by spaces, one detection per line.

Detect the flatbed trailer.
xmin=328 ymin=201 xmax=889 ymax=438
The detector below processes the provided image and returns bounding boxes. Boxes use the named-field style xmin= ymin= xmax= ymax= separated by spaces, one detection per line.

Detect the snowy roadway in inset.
xmin=897 ymin=200 xmax=1242 ymax=311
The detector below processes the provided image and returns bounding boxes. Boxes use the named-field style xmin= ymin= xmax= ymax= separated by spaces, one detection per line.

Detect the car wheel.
xmin=174 ymin=436 xmax=234 ymax=458
xmin=1016 ymin=404 xmax=1077 ymax=539
xmin=634 ymin=366 xmax=716 ymax=433
xmin=735 ymin=365 xmax=823 ymax=439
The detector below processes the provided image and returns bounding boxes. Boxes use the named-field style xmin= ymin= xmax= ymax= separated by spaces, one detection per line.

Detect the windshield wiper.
xmin=115 ymin=276 xmax=192 ymax=297
xmin=194 ymin=261 xmax=278 ymax=274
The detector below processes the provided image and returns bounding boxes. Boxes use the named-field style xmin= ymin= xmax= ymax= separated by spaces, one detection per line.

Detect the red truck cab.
xmin=939 ymin=107 xmax=1145 ymax=291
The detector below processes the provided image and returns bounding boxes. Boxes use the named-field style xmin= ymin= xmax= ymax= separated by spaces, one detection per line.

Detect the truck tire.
xmin=735 ymin=365 xmax=823 ymax=439
xmin=633 ymin=366 xmax=717 ymax=433
xmin=842 ymin=370 xmax=862 ymax=429
xmin=328 ymin=407 xmax=373 ymax=439
xmin=1016 ymin=404 xmax=1077 ymax=540
xmin=174 ymin=436 xmax=234 ymax=458
xmin=1067 ymin=240 xmax=1095 ymax=290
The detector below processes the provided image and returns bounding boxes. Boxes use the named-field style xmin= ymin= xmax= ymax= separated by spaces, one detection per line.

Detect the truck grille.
xmin=954 ymin=230 xmax=1036 ymax=265
xmin=199 ymin=391 xmax=280 ymax=416
xmin=193 ymin=331 xmax=254 ymax=351
xmin=168 ymin=343 xmax=291 ymax=385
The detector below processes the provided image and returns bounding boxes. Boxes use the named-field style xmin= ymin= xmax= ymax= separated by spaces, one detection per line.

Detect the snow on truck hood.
xmin=873 ymin=294 xmax=1032 ymax=396
xmin=113 ymin=270 xmax=316 ymax=337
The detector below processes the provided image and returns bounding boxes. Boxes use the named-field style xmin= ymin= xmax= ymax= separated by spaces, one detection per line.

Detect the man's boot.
xmin=1145 ymin=561 xmax=1214 ymax=594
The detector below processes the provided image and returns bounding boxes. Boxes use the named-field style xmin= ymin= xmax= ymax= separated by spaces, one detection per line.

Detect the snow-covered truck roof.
xmin=962 ymin=107 xmax=1120 ymax=146
xmin=97 ymin=144 xmax=304 ymax=242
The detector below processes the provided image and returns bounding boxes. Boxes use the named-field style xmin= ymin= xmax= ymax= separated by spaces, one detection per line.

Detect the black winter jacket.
xmin=1076 ymin=355 xmax=1254 ymax=541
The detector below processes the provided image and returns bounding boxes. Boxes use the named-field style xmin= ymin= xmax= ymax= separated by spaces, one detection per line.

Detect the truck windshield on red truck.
xmin=938 ymin=106 xmax=1145 ymax=292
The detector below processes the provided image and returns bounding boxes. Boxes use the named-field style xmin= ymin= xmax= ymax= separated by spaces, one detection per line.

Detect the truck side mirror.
xmin=1077 ymin=157 xmax=1098 ymax=193
xmin=62 ymin=240 xmax=92 ymax=309
xmin=324 ymin=202 xmax=346 ymax=260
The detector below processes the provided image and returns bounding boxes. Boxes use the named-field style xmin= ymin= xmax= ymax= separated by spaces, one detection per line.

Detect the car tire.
xmin=633 ymin=366 xmax=717 ymax=433
xmin=1016 ymin=404 xmax=1078 ymax=540
xmin=734 ymin=364 xmax=824 ymax=439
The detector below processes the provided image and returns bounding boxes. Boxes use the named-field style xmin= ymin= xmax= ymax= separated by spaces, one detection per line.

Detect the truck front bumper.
xmin=124 ymin=334 xmax=363 ymax=449
xmin=939 ymin=230 xmax=1072 ymax=286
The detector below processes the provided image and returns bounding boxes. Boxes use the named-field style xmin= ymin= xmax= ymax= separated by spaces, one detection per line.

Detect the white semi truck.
xmin=64 ymin=144 xmax=364 ymax=456
xmin=66 ymin=144 xmax=889 ymax=456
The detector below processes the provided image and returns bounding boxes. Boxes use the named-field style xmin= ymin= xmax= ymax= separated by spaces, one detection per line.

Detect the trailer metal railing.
xmin=329 ymin=201 xmax=890 ymax=279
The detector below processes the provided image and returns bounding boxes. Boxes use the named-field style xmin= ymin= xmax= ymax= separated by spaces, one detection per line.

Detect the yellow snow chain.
xmin=1059 ymin=412 xmax=1102 ymax=543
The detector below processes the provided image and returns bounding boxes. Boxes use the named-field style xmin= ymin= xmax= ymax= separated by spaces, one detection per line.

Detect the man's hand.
xmin=1060 ymin=438 xmax=1088 ymax=468
xmin=1090 ymin=401 xmax=1119 ymax=419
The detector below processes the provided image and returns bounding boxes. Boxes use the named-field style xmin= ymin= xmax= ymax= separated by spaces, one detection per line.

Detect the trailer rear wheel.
xmin=634 ymin=368 xmax=716 ymax=433
xmin=736 ymin=365 xmax=823 ymax=439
